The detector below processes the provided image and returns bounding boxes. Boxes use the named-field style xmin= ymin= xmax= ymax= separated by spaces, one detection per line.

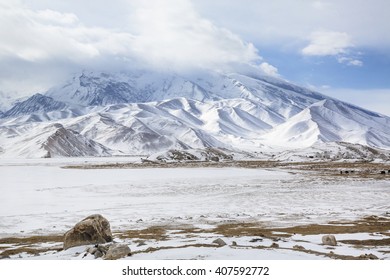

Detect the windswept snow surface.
xmin=1 ymin=159 xmax=389 ymax=260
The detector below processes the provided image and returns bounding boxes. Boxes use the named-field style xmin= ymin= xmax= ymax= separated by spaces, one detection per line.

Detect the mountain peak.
xmin=1 ymin=68 xmax=390 ymax=158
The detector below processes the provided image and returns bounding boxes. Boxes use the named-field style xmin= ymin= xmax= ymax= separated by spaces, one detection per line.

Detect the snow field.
xmin=1 ymin=159 xmax=389 ymax=259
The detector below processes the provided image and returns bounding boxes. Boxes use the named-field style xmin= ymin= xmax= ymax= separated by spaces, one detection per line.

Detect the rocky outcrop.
xmin=63 ymin=214 xmax=113 ymax=250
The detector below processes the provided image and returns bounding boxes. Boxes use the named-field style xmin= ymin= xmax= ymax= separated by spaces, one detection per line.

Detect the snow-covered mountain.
xmin=1 ymin=69 xmax=389 ymax=159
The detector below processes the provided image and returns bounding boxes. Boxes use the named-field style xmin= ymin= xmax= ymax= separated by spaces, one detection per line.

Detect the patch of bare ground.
xmin=0 ymin=235 xmax=63 ymax=259
xmin=278 ymin=161 xmax=390 ymax=178
xmin=2 ymin=216 xmax=389 ymax=259
xmin=131 ymin=243 xmax=219 ymax=256
xmin=62 ymin=160 xmax=390 ymax=180
xmin=62 ymin=160 xmax=278 ymax=170
xmin=114 ymin=226 xmax=169 ymax=241
xmin=207 ymin=216 xmax=390 ymax=237
xmin=340 ymin=238 xmax=390 ymax=246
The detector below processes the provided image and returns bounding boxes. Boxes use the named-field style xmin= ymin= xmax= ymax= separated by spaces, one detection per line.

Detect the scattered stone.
xmin=84 ymin=243 xmax=131 ymax=259
xmin=322 ymin=235 xmax=337 ymax=246
xmin=212 ymin=238 xmax=227 ymax=247
xmin=249 ymin=238 xmax=263 ymax=243
xmin=293 ymin=245 xmax=305 ymax=250
xmin=380 ymin=171 xmax=386 ymax=175
xmin=136 ymin=240 xmax=147 ymax=247
xmin=87 ymin=247 xmax=98 ymax=255
xmin=359 ymin=253 xmax=379 ymax=260
xmin=63 ymin=214 xmax=113 ymax=250
xmin=210 ymin=156 xmax=219 ymax=162
xmin=94 ymin=250 xmax=104 ymax=259
xmin=270 ymin=242 xmax=279 ymax=248
xmin=96 ymin=244 xmax=109 ymax=254
xmin=104 ymin=244 xmax=132 ymax=260
xmin=231 ymin=241 xmax=238 ymax=246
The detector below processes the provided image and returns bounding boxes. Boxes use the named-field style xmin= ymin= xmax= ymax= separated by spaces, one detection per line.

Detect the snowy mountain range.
xmin=1 ymin=69 xmax=390 ymax=159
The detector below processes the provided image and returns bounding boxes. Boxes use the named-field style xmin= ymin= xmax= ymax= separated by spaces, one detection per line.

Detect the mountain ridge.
xmin=0 ymin=68 xmax=389 ymax=159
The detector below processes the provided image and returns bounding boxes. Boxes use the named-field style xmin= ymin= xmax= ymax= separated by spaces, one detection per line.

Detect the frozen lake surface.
xmin=0 ymin=158 xmax=389 ymax=259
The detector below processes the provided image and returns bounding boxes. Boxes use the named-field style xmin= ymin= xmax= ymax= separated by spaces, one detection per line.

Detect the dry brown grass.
xmin=114 ymin=226 xmax=168 ymax=241
xmin=1 ymin=215 xmax=389 ymax=259
xmin=0 ymin=235 xmax=63 ymax=258
xmin=62 ymin=160 xmax=390 ymax=180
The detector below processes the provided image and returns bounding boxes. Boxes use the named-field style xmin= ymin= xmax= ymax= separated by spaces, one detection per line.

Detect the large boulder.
xmin=63 ymin=214 xmax=113 ymax=250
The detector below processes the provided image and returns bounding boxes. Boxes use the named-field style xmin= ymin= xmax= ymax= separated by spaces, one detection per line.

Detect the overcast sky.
xmin=1 ymin=0 xmax=389 ymax=115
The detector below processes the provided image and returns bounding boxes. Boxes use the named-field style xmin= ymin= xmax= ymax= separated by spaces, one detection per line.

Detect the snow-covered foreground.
xmin=0 ymin=158 xmax=389 ymax=260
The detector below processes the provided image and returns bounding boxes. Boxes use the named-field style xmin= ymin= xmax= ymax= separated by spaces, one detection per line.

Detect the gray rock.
xmin=293 ymin=245 xmax=305 ymax=250
xmin=322 ymin=235 xmax=337 ymax=246
xmin=96 ymin=244 xmax=109 ymax=254
xmin=63 ymin=214 xmax=113 ymax=250
xmin=212 ymin=238 xmax=227 ymax=246
xmin=359 ymin=253 xmax=379 ymax=260
xmin=86 ymin=246 xmax=98 ymax=255
xmin=136 ymin=240 xmax=146 ymax=247
xmin=249 ymin=238 xmax=263 ymax=243
xmin=94 ymin=250 xmax=104 ymax=259
xmin=104 ymin=244 xmax=131 ymax=260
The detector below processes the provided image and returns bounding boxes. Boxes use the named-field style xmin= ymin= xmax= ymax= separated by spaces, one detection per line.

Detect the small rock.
xmin=231 ymin=241 xmax=238 ymax=246
xmin=293 ymin=245 xmax=305 ymax=250
xmin=270 ymin=242 xmax=279 ymax=248
xmin=86 ymin=247 xmax=98 ymax=255
xmin=104 ymin=244 xmax=132 ymax=260
xmin=322 ymin=235 xmax=337 ymax=246
xmin=359 ymin=253 xmax=379 ymax=260
xmin=94 ymin=250 xmax=104 ymax=259
xmin=249 ymin=238 xmax=263 ymax=243
xmin=212 ymin=238 xmax=227 ymax=247
xmin=136 ymin=240 xmax=147 ymax=247
xmin=97 ymin=244 xmax=109 ymax=254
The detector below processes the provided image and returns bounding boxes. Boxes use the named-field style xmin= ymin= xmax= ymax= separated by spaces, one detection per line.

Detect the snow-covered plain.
xmin=0 ymin=158 xmax=389 ymax=260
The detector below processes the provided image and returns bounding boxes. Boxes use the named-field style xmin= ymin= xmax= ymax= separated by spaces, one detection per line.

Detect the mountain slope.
xmin=262 ymin=99 xmax=390 ymax=149
xmin=0 ymin=68 xmax=390 ymax=158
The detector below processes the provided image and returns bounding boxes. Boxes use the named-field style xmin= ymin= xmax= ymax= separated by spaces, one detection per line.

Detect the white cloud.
xmin=194 ymin=0 xmax=390 ymax=52
xmin=337 ymin=57 xmax=363 ymax=67
xmin=259 ymin=62 xmax=279 ymax=77
xmin=0 ymin=0 xmax=260 ymax=69
xmin=35 ymin=9 xmax=79 ymax=25
xmin=127 ymin=0 xmax=260 ymax=70
xmin=0 ymin=0 xmax=265 ymax=94
xmin=302 ymin=31 xmax=352 ymax=56
xmin=302 ymin=31 xmax=364 ymax=67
